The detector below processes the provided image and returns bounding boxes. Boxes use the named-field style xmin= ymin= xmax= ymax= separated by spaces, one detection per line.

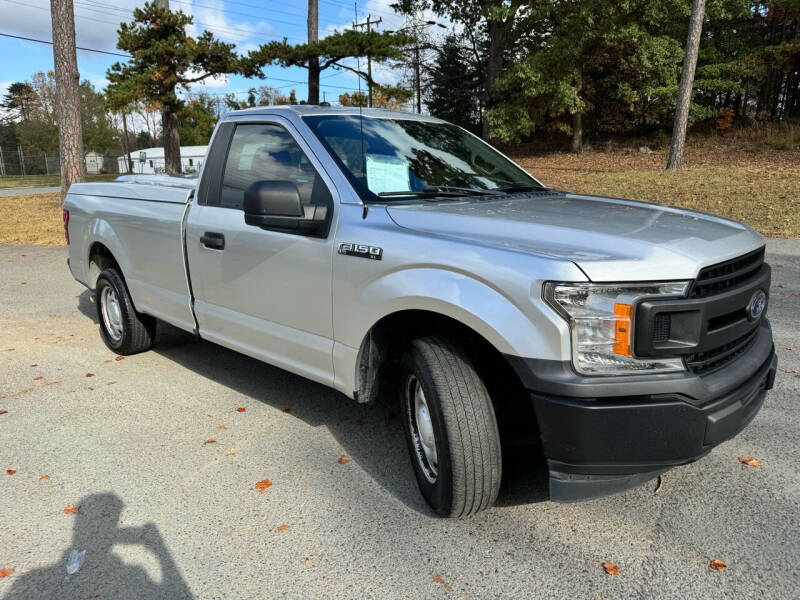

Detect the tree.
xmin=487 ymin=0 xmax=684 ymax=150
xmin=1 ymin=83 xmax=38 ymax=122
xmin=51 ymin=0 xmax=85 ymax=197
xmin=394 ymin=0 xmax=529 ymax=138
xmin=667 ymin=0 xmax=707 ymax=170
xmin=106 ymin=2 xmax=242 ymax=174
xmin=178 ymin=92 xmax=219 ymax=145
xmin=426 ymin=34 xmax=481 ymax=132
xmin=243 ymin=29 xmax=411 ymax=101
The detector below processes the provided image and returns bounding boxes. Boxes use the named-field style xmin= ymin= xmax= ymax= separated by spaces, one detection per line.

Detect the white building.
xmin=117 ymin=146 xmax=207 ymax=175
xmin=85 ymin=151 xmax=105 ymax=174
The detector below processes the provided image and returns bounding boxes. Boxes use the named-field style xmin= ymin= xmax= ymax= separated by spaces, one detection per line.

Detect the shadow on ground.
xmin=76 ymin=290 xmax=549 ymax=515
xmin=3 ymin=493 xmax=192 ymax=600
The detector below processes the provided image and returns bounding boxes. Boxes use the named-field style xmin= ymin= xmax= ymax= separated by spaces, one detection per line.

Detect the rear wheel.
xmin=401 ymin=336 xmax=502 ymax=517
xmin=95 ymin=269 xmax=155 ymax=355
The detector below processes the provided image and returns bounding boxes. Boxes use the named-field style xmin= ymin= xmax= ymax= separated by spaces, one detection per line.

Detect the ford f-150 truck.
xmin=64 ymin=106 xmax=777 ymax=517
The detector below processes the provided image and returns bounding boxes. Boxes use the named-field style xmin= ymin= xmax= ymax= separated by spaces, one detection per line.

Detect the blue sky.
xmin=0 ymin=0 xmax=425 ymax=108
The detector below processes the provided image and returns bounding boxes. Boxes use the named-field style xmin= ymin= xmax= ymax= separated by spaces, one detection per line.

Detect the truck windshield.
xmin=303 ymin=115 xmax=543 ymax=201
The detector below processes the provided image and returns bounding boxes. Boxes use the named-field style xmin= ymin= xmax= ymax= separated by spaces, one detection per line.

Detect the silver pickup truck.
xmin=64 ymin=106 xmax=777 ymax=517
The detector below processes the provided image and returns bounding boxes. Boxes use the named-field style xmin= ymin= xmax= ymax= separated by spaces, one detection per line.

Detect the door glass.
xmin=218 ymin=124 xmax=325 ymax=210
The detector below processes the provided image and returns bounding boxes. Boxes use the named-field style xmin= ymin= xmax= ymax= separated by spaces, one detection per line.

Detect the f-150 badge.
xmin=338 ymin=243 xmax=383 ymax=260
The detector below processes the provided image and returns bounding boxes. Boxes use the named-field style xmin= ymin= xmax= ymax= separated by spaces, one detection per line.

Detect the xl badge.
xmin=339 ymin=242 xmax=383 ymax=260
xmin=747 ymin=289 xmax=767 ymax=321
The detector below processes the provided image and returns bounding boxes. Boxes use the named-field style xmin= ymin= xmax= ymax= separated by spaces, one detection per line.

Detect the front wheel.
xmin=401 ymin=336 xmax=502 ymax=517
xmin=95 ymin=269 xmax=155 ymax=355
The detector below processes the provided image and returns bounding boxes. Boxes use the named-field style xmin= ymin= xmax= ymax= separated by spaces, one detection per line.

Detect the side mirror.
xmin=243 ymin=180 xmax=327 ymax=235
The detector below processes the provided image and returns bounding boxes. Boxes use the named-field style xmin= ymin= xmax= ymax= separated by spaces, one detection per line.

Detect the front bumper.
xmin=506 ymin=320 xmax=777 ymax=502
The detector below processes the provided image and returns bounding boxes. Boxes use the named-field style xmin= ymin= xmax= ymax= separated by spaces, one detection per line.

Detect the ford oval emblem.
xmin=747 ymin=290 xmax=767 ymax=321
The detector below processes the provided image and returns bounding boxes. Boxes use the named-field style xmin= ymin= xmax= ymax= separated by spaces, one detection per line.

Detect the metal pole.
xmin=45 ymin=154 xmax=50 ymax=175
xmin=18 ymin=146 xmax=25 ymax=176
xmin=0 ymin=147 xmax=5 ymax=177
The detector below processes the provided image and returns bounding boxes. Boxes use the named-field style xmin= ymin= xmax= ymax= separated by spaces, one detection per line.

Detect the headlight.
xmin=544 ymin=281 xmax=689 ymax=376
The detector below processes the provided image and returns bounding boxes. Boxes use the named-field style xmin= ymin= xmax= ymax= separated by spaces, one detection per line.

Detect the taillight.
xmin=62 ymin=209 xmax=70 ymax=244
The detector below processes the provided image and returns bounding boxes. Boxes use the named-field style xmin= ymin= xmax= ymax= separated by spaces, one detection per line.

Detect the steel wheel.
xmin=406 ymin=374 xmax=439 ymax=483
xmin=100 ymin=285 xmax=124 ymax=343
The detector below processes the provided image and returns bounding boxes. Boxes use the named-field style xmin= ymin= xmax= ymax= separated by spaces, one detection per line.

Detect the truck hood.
xmin=385 ymin=192 xmax=764 ymax=281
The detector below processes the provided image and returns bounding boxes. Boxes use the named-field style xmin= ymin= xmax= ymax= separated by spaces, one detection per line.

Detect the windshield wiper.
xmin=497 ymin=184 xmax=550 ymax=193
xmin=377 ymin=186 xmax=504 ymax=199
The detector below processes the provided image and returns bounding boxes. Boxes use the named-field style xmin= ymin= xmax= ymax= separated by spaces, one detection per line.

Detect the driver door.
xmin=185 ymin=117 xmax=338 ymax=386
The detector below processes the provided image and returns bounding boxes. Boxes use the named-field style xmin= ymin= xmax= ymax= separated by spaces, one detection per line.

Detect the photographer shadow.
xmin=3 ymin=493 xmax=192 ymax=600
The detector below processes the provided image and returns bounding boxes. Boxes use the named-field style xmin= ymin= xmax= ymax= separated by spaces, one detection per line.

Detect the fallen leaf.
xmin=236 ymin=407 xmax=246 ymax=413
xmin=738 ymin=456 xmax=763 ymax=467
xmin=796 ymin=374 xmax=800 ymax=379
xmin=225 ymin=448 xmax=238 ymax=456
xmin=33 ymin=376 xmax=43 ymax=381
xmin=85 ymin=373 xmax=94 ymax=378
xmin=0 ymin=410 xmax=7 ymax=416
xmin=0 ymin=568 xmax=14 ymax=578
xmin=6 ymin=469 xmax=16 ymax=475
xmin=45 ymin=381 xmax=59 ymax=386
xmin=432 ymin=574 xmax=452 ymax=591
xmin=217 ymin=424 xmax=228 ymax=430
xmin=709 ymin=559 xmax=727 ymax=571
xmin=203 ymin=438 xmax=217 ymax=445
xmin=114 ymin=355 xmax=125 ymax=361
xmin=63 ymin=504 xmax=80 ymax=515
xmin=776 ymin=283 xmax=785 ymax=288
xmin=276 ymin=524 xmax=290 ymax=532
xmin=104 ymin=359 xmax=112 ymax=363
xmin=281 ymin=407 xmax=291 ymax=413
xmin=787 ymin=347 xmax=796 ymax=352
xmin=602 ymin=562 xmax=620 ymax=576
xmin=30 ymin=364 xmax=37 ymax=367
xmin=40 ymin=475 xmax=49 ymax=481
xmin=107 ymin=381 xmax=116 ymax=386
xmin=254 ymin=479 xmax=272 ymax=493
xmin=338 ymin=455 xmax=351 ymax=464
xmin=88 ymin=387 xmax=94 ymax=391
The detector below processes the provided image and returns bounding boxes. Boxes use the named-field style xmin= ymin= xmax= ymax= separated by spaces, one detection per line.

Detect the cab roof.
xmin=222 ymin=105 xmax=445 ymax=123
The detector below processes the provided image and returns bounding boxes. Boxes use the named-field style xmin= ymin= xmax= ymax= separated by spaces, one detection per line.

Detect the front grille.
xmin=690 ymin=247 xmax=765 ymax=298
xmin=686 ymin=327 xmax=759 ymax=375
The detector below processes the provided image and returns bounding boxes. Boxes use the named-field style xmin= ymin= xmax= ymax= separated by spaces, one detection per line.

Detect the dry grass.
xmin=0 ymin=193 xmax=65 ymax=245
xmin=512 ymin=134 xmax=800 ymax=237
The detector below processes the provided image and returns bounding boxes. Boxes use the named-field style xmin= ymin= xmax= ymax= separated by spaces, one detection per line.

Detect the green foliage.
xmin=243 ymin=29 xmax=412 ymax=93
xmin=178 ymin=92 xmax=219 ymax=145
xmin=425 ymin=34 xmax=482 ymax=132
xmin=106 ymin=2 xmax=241 ymax=113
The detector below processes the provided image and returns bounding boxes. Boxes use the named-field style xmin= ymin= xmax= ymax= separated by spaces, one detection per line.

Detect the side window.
xmin=219 ymin=123 xmax=327 ymax=211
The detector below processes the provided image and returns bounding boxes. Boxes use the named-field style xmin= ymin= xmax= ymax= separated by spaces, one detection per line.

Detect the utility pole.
xmin=308 ymin=0 xmax=320 ymax=105
xmin=353 ymin=14 xmax=381 ymax=107
xmin=50 ymin=0 xmax=84 ymax=197
xmin=121 ymin=111 xmax=133 ymax=173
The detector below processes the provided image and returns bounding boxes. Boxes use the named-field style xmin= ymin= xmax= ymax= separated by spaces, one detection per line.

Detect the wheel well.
xmin=356 ymin=310 xmax=540 ymax=446
xmin=88 ymin=243 xmax=120 ymax=289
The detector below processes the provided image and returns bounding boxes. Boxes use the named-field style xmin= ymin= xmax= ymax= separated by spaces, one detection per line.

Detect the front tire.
xmin=401 ymin=336 xmax=502 ymax=517
xmin=95 ymin=268 xmax=155 ymax=355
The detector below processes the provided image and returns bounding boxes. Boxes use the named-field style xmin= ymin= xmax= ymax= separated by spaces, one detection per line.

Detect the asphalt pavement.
xmin=0 ymin=186 xmax=61 ymax=197
xmin=1 ymin=241 xmax=798 ymax=599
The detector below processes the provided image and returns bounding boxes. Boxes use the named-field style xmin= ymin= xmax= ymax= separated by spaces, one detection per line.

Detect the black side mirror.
xmin=243 ymin=180 xmax=327 ymax=236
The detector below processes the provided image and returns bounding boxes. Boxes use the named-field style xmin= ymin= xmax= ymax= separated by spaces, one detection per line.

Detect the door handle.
xmin=200 ymin=232 xmax=225 ymax=250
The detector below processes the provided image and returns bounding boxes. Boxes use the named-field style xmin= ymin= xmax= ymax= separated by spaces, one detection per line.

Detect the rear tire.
xmin=95 ymin=268 xmax=155 ymax=355
xmin=401 ymin=336 xmax=502 ymax=517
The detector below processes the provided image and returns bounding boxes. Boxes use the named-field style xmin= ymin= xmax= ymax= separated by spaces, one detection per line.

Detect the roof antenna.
xmin=354 ymin=1 xmax=368 ymax=219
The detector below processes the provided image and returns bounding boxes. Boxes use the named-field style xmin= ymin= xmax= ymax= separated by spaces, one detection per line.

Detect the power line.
xmin=0 ymin=31 xmax=130 ymax=56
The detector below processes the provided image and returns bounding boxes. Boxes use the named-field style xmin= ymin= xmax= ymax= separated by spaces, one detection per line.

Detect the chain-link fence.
xmin=0 ymin=147 xmax=125 ymax=178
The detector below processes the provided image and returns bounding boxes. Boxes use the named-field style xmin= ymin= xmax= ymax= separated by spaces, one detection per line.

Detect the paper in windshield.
xmin=366 ymin=154 xmax=410 ymax=195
